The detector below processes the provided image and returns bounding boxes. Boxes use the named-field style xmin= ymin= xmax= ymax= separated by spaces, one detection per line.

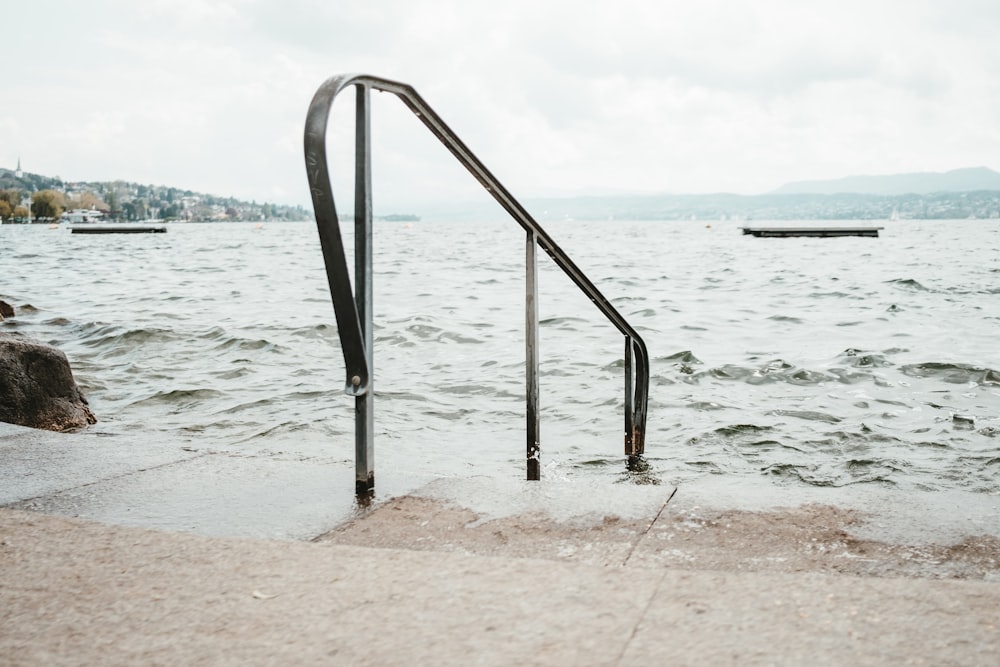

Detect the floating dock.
xmin=70 ymin=224 xmax=167 ymax=234
xmin=741 ymin=226 xmax=883 ymax=238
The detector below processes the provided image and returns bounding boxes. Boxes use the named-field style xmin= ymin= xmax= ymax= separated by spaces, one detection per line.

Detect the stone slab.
xmin=0 ymin=422 xmax=434 ymax=540
xmin=3 ymin=509 xmax=999 ymax=666
xmin=0 ymin=423 xmax=199 ymax=504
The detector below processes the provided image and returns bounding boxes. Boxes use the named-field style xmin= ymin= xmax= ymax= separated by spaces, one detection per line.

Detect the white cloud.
xmin=3 ymin=0 xmax=999 ymax=207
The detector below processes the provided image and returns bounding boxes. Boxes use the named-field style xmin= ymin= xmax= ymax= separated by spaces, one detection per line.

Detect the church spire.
xmin=14 ymin=157 xmax=22 ymax=178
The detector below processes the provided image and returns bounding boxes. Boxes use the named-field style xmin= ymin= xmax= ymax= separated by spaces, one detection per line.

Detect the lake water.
xmin=2 ymin=219 xmax=999 ymax=501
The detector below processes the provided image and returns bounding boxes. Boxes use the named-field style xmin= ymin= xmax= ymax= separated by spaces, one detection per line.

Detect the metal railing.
xmin=304 ymin=74 xmax=649 ymax=496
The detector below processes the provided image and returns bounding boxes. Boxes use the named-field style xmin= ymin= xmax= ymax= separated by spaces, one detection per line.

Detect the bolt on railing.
xmin=304 ymin=74 xmax=649 ymax=496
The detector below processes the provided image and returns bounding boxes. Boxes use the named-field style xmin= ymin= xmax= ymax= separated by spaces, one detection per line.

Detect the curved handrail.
xmin=304 ymin=73 xmax=648 ymax=458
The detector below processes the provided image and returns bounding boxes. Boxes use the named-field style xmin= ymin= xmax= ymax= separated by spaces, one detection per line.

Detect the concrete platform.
xmin=0 ymin=422 xmax=436 ymax=539
xmin=741 ymin=226 xmax=883 ymax=238
xmin=3 ymin=508 xmax=999 ymax=666
xmin=2 ymin=421 xmax=999 ymax=664
xmin=69 ymin=224 xmax=166 ymax=234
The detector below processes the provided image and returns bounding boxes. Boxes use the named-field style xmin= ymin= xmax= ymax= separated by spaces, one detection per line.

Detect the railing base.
xmin=355 ymin=475 xmax=374 ymax=498
xmin=626 ymin=455 xmax=647 ymax=472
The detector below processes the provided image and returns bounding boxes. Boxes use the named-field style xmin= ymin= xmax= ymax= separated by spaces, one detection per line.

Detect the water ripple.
xmin=4 ymin=219 xmax=998 ymax=494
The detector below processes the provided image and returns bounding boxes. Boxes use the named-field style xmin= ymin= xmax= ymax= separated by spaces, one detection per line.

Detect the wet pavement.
xmin=0 ymin=422 xmax=432 ymax=540
xmin=3 ymin=421 xmax=1000 ymax=665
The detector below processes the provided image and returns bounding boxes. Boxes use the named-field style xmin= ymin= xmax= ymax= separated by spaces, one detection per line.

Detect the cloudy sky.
xmin=4 ymin=0 xmax=998 ymax=209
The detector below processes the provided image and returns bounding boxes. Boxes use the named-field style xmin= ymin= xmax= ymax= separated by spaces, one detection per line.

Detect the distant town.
xmin=2 ymin=162 xmax=999 ymax=224
xmin=0 ymin=163 xmax=309 ymax=223
xmin=515 ymin=189 xmax=1000 ymax=222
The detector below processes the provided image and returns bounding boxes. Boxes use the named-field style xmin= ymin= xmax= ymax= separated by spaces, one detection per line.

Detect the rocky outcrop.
xmin=0 ymin=300 xmax=14 ymax=320
xmin=0 ymin=333 xmax=97 ymax=431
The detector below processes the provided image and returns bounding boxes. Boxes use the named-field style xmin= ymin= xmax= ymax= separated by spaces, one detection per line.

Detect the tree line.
xmin=0 ymin=189 xmax=113 ymax=222
xmin=0 ymin=189 xmax=30 ymax=221
xmin=0 ymin=187 xmax=205 ymax=222
xmin=1 ymin=185 xmax=307 ymax=223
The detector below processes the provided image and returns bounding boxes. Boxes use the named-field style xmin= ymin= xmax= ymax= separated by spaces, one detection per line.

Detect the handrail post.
xmin=625 ymin=337 xmax=646 ymax=468
xmin=525 ymin=230 xmax=540 ymax=480
xmin=625 ymin=337 xmax=634 ymax=453
xmin=354 ymin=83 xmax=375 ymax=496
xmin=305 ymin=74 xmax=651 ymax=494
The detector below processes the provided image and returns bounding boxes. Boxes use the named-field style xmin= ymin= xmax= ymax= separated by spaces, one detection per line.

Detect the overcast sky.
xmin=4 ymin=0 xmax=998 ymax=209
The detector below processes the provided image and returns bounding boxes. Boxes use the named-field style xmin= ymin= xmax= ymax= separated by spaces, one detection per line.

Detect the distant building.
xmin=14 ymin=158 xmax=22 ymax=179
xmin=63 ymin=209 xmax=104 ymax=223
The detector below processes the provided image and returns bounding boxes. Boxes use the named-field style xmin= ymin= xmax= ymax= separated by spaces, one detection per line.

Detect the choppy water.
xmin=2 ymin=219 xmax=999 ymax=497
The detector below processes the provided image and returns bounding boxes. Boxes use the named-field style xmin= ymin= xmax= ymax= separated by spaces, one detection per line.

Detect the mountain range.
xmin=498 ymin=167 xmax=1000 ymax=222
xmin=769 ymin=167 xmax=1000 ymax=196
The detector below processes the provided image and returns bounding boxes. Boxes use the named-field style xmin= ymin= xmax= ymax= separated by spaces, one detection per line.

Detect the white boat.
xmin=62 ymin=209 xmax=106 ymax=224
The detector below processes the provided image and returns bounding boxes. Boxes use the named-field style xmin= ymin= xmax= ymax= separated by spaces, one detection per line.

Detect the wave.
xmin=289 ymin=323 xmax=337 ymax=340
xmin=900 ymin=362 xmax=1000 ymax=385
xmin=714 ymin=423 xmax=774 ymax=436
xmin=686 ymin=401 xmax=727 ymax=411
xmin=671 ymin=348 xmax=1000 ymax=397
xmin=210 ymin=337 xmax=282 ymax=353
xmin=76 ymin=324 xmax=183 ymax=350
xmin=73 ymin=322 xmax=297 ymax=358
xmin=660 ymin=350 xmax=703 ymax=364
xmin=762 ymin=461 xmax=900 ymax=487
xmin=660 ymin=349 xmax=703 ymax=375
xmin=886 ymin=277 xmax=930 ymax=291
xmin=539 ymin=316 xmax=589 ymax=327
xmin=689 ymin=359 xmax=835 ymax=386
xmin=129 ymin=387 xmax=225 ymax=407
xmin=838 ymin=348 xmax=894 ymax=367
xmin=771 ymin=409 xmax=842 ymax=423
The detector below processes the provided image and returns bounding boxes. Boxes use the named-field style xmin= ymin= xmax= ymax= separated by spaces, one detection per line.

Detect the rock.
xmin=0 ymin=333 xmax=97 ymax=431
xmin=0 ymin=300 xmax=13 ymax=320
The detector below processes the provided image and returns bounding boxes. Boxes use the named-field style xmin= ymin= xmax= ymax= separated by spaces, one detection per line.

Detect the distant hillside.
xmin=417 ymin=188 xmax=1000 ymax=222
xmin=771 ymin=167 xmax=1000 ymax=196
xmin=415 ymin=165 xmax=1000 ymax=221
xmin=0 ymin=167 xmax=309 ymax=222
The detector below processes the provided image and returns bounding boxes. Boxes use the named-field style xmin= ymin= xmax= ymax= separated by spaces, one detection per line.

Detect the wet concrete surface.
xmin=0 ymin=424 xmax=199 ymax=504
xmin=3 ymin=507 xmax=999 ymax=666
xmin=4 ymin=421 xmax=999 ymax=571
xmin=0 ymin=422 xmax=432 ymax=540
xmin=3 ymin=421 xmax=1000 ymax=663
xmin=321 ymin=476 xmax=1000 ymax=581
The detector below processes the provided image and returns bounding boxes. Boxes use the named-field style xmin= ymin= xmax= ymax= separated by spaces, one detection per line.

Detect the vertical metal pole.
xmin=354 ymin=84 xmax=375 ymax=496
xmin=624 ymin=338 xmax=635 ymax=456
xmin=526 ymin=231 xmax=540 ymax=480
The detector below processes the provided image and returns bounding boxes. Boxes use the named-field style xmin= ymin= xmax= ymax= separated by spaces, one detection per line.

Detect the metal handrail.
xmin=304 ymin=73 xmax=649 ymax=494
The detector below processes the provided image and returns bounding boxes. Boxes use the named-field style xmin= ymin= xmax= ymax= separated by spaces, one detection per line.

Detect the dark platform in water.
xmin=70 ymin=224 xmax=167 ymax=234
xmin=742 ymin=226 xmax=882 ymax=238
